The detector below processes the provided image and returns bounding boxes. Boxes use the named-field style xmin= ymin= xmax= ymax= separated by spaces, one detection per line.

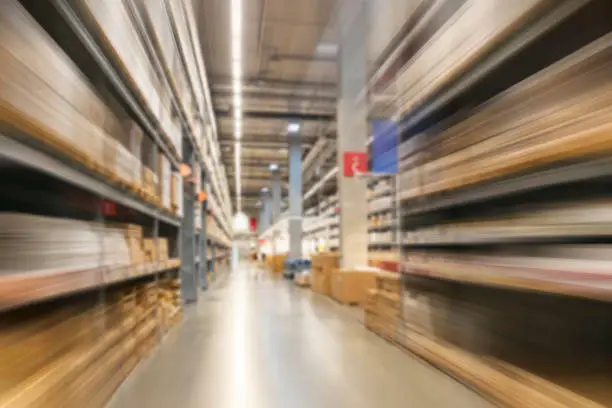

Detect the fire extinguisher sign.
xmin=343 ymin=151 xmax=368 ymax=177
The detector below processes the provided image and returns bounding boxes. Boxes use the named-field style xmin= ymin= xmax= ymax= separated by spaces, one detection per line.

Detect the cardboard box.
xmin=158 ymin=155 xmax=171 ymax=209
xmin=171 ymin=172 xmax=183 ymax=216
xmin=143 ymin=239 xmax=157 ymax=262
xmin=127 ymin=238 xmax=145 ymax=264
xmin=311 ymin=269 xmax=329 ymax=295
xmin=330 ymin=268 xmax=378 ymax=306
xmin=157 ymin=238 xmax=169 ymax=261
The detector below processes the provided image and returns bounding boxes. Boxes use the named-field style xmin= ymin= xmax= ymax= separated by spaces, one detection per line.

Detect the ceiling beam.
xmin=211 ymin=77 xmax=336 ymax=97
xmin=226 ymin=159 xmax=288 ymax=168
xmin=212 ymin=90 xmax=336 ymax=103
xmin=215 ymin=109 xmax=334 ymax=122
xmin=219 ymin=140 xmax=311 ymax=149
xmin=218 ymin=133 xmax=318 ymax=143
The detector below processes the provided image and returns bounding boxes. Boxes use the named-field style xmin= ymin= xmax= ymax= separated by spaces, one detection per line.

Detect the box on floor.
xmin=330 ymin=268 xmax=378 ymax=306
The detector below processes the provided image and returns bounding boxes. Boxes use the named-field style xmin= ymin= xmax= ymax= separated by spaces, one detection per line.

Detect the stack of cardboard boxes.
xmin=157 ymin=238 xmax=169 ymax=262
xmin=143 ymin=238 xmax=157 ymax=263
xmin=264 ymin=254 xmax=288 ymax=275
xmin=124 ymin=224 xmax=145 ymax=265
xmin=141 ymin=166 xmax=158 ymax=203
xmin=310 ymin=252 xmax=340 ymax=295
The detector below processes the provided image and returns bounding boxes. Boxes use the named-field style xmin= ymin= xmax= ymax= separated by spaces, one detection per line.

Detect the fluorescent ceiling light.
xmin=232 ymin=61 xmax=241 ymax=78
xmin=261 ymin=187 xmax=269 ymax=193
xmin=269 ymin=163 xmax=279 ymax=172
xmin=231 ymin=0 xmax=242 ymax=212
xmin=287 ymin=122 xmax=301 ymax=134
xmin=316 ymin=43 xmax=338 ymax=57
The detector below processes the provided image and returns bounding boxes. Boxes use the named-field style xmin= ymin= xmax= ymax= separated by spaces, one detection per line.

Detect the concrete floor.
xmin=108 ymin=266 xmax=494 ymax=408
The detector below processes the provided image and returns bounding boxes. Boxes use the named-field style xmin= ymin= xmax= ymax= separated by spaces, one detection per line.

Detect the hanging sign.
xmin=343 ymin=151 xmax=368 ymax=177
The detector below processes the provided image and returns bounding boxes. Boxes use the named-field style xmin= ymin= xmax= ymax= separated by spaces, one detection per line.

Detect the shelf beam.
xmin=0 ymin=135 xmax=180 ymax=226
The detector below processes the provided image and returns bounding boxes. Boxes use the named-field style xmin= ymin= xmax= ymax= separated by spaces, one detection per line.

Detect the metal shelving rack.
xmin=0 ymin=0 xmax=233 ymax=311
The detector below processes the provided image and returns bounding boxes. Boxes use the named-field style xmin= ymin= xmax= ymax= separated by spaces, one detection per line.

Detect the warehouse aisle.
xmin=108 ymin=266 xmax=493 ymax=408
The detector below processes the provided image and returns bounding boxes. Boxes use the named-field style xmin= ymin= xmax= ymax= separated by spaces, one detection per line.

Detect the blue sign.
xmin=371 ymin=120 xmax=398 ymax=174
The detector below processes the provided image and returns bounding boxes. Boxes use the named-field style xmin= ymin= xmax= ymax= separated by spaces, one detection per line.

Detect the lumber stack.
xmin=399 ymin=33 xmax=612 ymax=201
xmin=159 ymin=276 xmax=182 ymax=332
xmin=364 ymin=272 xmax=401 ymax=340
xmin=0 ymin=279 xmax=174 ymax=408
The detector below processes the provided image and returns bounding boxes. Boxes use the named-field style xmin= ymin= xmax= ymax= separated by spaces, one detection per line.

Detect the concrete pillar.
xmin=337 ymin=1 xmax=369 ymax=269
xmin=258 ymin=204 xmax=265 ymax=235
xmin=288 ymin=137 xmax=302 ymax=260
xmin=261 ymin=190 xmax=272 ymax=232
xmin=271 ymin=170 xmax=281 ymax=223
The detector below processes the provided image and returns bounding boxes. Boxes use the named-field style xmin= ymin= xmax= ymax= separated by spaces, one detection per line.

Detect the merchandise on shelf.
xmin=158 ymin=154 xmax=172 ymax=210
xmin=171 ymin=172 xmax=183 ymax=217
xmin=75 ymin=0 xmax=174 ymax=148
xmin=0 ymin=278 xmax=181 ymax=407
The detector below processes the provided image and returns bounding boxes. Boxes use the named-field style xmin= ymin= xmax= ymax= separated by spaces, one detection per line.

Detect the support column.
xmin=181 ymin=140 xmax=198 ymax=302
xmin=260 ymin=189 xmax=272 ymax=232
xmin=258 ymin=203 xmax=266 ymax=236
xmin=271 ymin=169 xmax=281 ymax=224
xmin=337 ymin=1 xmax=368 ymax=269
xmin=288 ymin=137 xmax=302 ymax=260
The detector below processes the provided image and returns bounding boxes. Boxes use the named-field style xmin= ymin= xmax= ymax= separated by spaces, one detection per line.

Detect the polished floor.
xmin=109 ymin=266 xmax=493 ymax=408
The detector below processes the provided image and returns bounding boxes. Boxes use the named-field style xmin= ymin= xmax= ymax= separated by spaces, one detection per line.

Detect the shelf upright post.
xmin=180 ymin=136 xmax=198 ymax=304
xmin=200 ymin=180 xmax=209 ymax=290
xmin=210 ymin=244 xmax=216 ymax=278
xmin=148 ymin=142 xmax=164 ymax=339
xmin=95 ymin=195 xmax=107 ymax=333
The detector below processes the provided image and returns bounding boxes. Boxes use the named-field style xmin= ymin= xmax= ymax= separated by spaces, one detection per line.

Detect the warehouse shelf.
xmin=369 ymin=242 xmax=397 ymax=248
xmin=368 ymin=223 xmax=396 ymax=232
xmin=368 ymin=189 xmax=393 ymax=201
xmin=400 ymin=156 xmax=612 ymax=217
xmin=368 ymin=204 xmax=394 ymax=216
xmin=122 ymin=0 xmax=205 ymax=171
xmin=392 ymin=1 xmax=590 ymax=136
xmin=0 ymin=258 xmax=180 ymax=313
xmin=50 ymin=0 xmax=181 ymax=169
xmin=402 ymin=200 xmax=612 ymax=246
xmin=400 ymin=253 xmax=612 ymax=302
xmin=0 ymin=134 xmax=181 ymax=227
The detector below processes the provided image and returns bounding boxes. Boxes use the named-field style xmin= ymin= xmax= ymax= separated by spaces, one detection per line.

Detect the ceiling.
xmin=198 ymin=0 xmax=339 ymax=216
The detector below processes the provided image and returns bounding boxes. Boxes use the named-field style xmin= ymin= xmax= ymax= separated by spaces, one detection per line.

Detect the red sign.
xmin=249 ymin=217 xmax=257 ymax=232
xmin=343 ymin=151 xmax=368 ymax=176
xmin=101 ymin=200 xmax=117 ymax=216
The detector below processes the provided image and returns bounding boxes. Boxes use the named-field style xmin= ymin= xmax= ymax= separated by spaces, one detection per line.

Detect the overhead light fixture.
xmin=315 ymin=43 xmax=338 ymax=57
xmin=269 ymin=163 xmax=279 ymax=172
xmin=287 ymin=122 xmax=301 ymax=134
xmin=261 ymin=187 xmax=269 ymax=193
